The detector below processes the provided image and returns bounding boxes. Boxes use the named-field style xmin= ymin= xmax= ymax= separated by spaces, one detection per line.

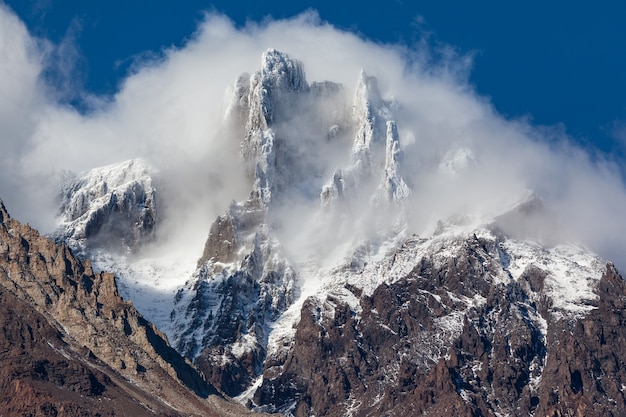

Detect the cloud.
xmin=1 ymin=7 xmax=626 ymax=269
xmin=39 ymin=15 xmax=86 ymax=103
xmin=0 ymin=3 xmax=54 ymax=225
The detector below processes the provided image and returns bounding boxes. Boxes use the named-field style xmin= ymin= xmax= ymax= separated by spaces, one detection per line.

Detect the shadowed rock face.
xmin=198 ymin=214 xmax=237 ymax=267
xmin=0 ymin=199 xmax=274 ymax=417
xmin=532 ymin=263 xmax=626 ymax=417
xmin=254 ymin=234 xmax=626 ymax=417
xmin=0 ymin=284 xmax=182 ymax=417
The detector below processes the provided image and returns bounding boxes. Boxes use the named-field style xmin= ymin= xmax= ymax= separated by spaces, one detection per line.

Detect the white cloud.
xmin=1 ymin=7 xmax=626 ymax=269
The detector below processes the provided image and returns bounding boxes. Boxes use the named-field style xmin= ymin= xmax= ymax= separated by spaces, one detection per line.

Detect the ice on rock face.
xmin=235 ymin=49 xmax=313 ymax=206
xmin=242 ymin=49 xmax=307 ymax=169
xmin=173 ymin=50 xmax=411 ymax=395
xmin=56 ymin=158 xmax=156 ymax=254
xmin=320 ymin=169 xmax=346 ymax=208
xmin=320 ymin=71 xmax=410 ymax=209
xmin=223 ymin=72 xmax=251 ymax=129
xmin=351 ymin=71 xmax=388 ymax=166
xmin=377 ymin=121 xmax=410 ymax=203
xmin=169 ymin=49 xmax=318 ymax=394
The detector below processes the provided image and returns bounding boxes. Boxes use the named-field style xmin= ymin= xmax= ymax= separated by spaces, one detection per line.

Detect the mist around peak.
xmin=0 ymin=8 xmax=625 ymax=268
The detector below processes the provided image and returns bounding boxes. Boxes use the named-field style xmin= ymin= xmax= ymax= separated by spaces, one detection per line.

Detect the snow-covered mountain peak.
xmin=45 ymin=49 xmax=624 ymax=412
xmin=55 ymin=158 xmax=156 ymax=254
xmin=244 ymin=49 xmax=307 ymax=136
xmin=320 ymin=69 xmax=410 ymax=213
xmin=235 ymin=50 xmax=314 ymax=205
xmin=61 ymin=159 xmax=152 ymax=209
xmin=352 ymin=71 xmax=389 ymax=158
xmin=259 ymin=48 xmax=307 ymax=92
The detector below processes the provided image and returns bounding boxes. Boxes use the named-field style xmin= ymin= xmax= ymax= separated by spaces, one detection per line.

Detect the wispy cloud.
xmin=1 ymin=7 xmax=625 ymax=268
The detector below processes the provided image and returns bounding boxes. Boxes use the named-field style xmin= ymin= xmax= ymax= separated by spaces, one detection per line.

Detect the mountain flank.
xmin=0 ymin=199 xmax=274 ymax=416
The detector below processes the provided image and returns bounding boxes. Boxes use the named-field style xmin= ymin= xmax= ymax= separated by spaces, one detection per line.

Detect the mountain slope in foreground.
xmin=0 ymin=200 xmax=273 ymax=416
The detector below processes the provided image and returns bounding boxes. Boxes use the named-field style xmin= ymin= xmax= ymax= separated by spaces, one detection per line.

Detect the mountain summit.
xmin=39 ymin=49 xmax=626 ymax=416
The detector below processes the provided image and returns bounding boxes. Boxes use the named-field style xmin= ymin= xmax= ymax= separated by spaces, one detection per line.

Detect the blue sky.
xmin=4 ymin=0 xmax=626 ymax=156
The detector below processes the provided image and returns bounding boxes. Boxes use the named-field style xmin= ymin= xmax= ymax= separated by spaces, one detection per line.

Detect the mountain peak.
xmin=41 ymin=48 xmax=626 ymax=417
xmin=377 ymin=120 xmax=410 ymax=203
xmin=56 ymin=158 xmax=156 ymax=254
xmin=260 ymin=48 xmax=307 ymax=91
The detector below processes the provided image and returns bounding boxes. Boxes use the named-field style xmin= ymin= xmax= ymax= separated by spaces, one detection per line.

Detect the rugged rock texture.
xmin=170 ymin=50 xmax=414 ymax=399
xmin=44 ymin=49 xmax=626 ymax=417
xmin=321 ymin=70 xmax=406 ymax=209
xmin=254 ymin=230 xmax=626 ymax=416
xmin=171 ymin=50 xmax=326 ymax=396
xmin=172 ymin=202 xmax=296 ymax=396
xmin=56 ymin=158 xmax=157 ymax=254
xmin=0 ymin=200 xmax=273 ymax=416
xmin=534 ymin=263 xmax=626 ymax=417
xmin=0 ymin=283 xmax=181 ymax=416
xmin=198 ymin=213 xmax=237 ymax=267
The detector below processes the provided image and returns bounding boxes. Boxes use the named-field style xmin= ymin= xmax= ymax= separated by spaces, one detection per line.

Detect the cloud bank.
xmin=1 ymin=6 xmax=626 ymax=268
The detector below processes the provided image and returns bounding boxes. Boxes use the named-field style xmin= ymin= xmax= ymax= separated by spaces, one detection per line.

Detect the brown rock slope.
xmin=255 ymin=233 xmax=626 ymax=416
xmin=0 ymin=199 xmax=270 ymax=416
xmin=0 ymin=281 xmax=178 ymax=416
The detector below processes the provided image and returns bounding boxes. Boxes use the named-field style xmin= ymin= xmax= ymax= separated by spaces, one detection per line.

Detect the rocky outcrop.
xmin=172 ymin=203 xmax=296 ymax=396
xmin=198 ymin=213 xmax=237 ymax=267
xmin=321 ymin=70 xmax=407 ymax=209
xmin=533 ymin=263 xmax=626 ymax=416
xmin=376 ymin=121 xmax=409 ymax=204
xmin=0 ymin=199 xmax=271 ymax=416
xmin=253 ymin=229 xmax=625 ymax=416
xmin=0 ymin=282 xmax=182 ymax=416
xmin=56 ymin=158 xmax=157 ymax=254
xmin=239 ymin=48 xmax=309 ymax=204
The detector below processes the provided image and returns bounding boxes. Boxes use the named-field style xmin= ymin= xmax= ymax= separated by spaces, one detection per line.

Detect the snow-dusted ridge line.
xmin=278 ymin=218 xmax=605 ymax=337
xmin=48 ymin=49 xmax=613 ymax=408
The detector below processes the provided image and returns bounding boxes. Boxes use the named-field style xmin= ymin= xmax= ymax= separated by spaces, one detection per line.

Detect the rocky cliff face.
xmin=0 ymin=279 xmax=181 ymax=417
xmin=168 ymin=50 xmax=419 ymax=399
xmin=56 ymin=158 xmax=157 ymax=254
xmin=0 ymin=200 xmax=272 ymax=416
xmin=253 ymin=226 xmax=626 ymax=416
xmin=45 ymin=49 xmax=626 ymax=417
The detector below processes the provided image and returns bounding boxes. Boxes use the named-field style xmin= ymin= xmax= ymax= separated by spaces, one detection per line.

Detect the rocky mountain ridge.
xmin=254 ymin=222 xmax=625 ymax=416
xmin=0 ymin=199 xmax=272 ymax=416
xmin=43 ymin=49 xmax=626 ymax=416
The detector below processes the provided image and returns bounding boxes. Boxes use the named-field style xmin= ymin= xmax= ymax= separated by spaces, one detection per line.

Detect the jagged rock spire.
xmin=378 ymin=120 xmax=410 ymax=203
xmin=235 ymin=49 xmax=310 ymax=205
xmin=322 ymin=70 xmax=410 ymax=209
xmin=0 ymin=199 xmax=9 ymax=224
xmin=244 ymin=48 xmax=308 ymax=137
